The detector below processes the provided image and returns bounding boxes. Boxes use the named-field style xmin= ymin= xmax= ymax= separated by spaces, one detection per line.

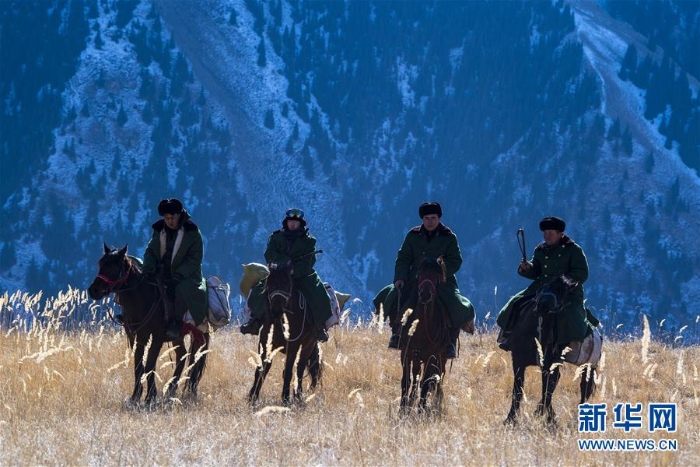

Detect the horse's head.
xmin=88 ymin=243 xmax=133 ymax=300
xmin=535 ymin=275 xmax=577 ymax=316
xmin=265 ymin=261 xmax=294 ymax=309
xmin=416 ymin=256 xmax=446 ymax=305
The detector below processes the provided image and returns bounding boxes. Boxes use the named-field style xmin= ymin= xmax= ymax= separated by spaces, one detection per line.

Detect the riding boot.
xmin=316 ymin=327 xmax=329 ymax=343
xmin=446 ymin=327 xmax=460 ymax=359
xmin=240 ymin=301 xmax=265 ymax=335
xmin=388 ymin=322 xmax=401 ymax=349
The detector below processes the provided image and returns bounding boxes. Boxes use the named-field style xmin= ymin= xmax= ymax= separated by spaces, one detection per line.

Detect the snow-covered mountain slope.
xmin=1 ymin=0 xmax=698 ymax=335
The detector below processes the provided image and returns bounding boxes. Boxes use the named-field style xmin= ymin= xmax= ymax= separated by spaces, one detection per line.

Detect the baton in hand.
xmin=517 ymin=228 xmax=527 ymax=262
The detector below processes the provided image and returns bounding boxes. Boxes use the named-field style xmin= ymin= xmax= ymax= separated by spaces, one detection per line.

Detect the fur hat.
xmin=157 ymin=198 xmax=184 ymax=216
xmin=418 ymin=201 xmax=442 ymax=218
xmin=539 ymin=216 xmax=566 ymax=232
xmin=283 ymin=207 xmax=307 ymax=228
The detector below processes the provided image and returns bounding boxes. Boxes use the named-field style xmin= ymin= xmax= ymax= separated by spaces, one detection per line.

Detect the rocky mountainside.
xmin=1 ymin=0 xmax=698 ymax=338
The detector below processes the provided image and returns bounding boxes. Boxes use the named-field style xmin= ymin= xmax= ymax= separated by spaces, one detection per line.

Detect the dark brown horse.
xmin=88 ymin=244 xmax=209 ymax=406
xmin=247 ymin=261 xmax=322 ymax=405
xmin=504 ymin=275 xmax=599 ymax=426
xmin=399 ymin=256 xmax=450 ymax=416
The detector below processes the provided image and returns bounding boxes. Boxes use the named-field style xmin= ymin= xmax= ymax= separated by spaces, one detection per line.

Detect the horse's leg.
xmin=408 ymin=359 xmax=421 ymax=409
xmin=165 ymin=337 xmax=187 ymax=400
xmin=505 ymin=358 xmax=526 ymax=425
xmin=579 ymin=365 xmax=596 ymax=404
xmin=307 ymin=343 xmax=322 ymax=392
xmin=294 ymin=353 xmax=309 ymax=403
xmin=187 ymin=333 xmax=210 ymax=399
xmin=400 ymin=353 xmax=412 ymax=414
xmin=435 ymin=378 xmax=444 ymax=415
xmin=131 ymin=341 xmax=146 ymax=403
xmin=248 ymin=339 xmax=273 ymax=405
xmin=281 ymin=346 xmax=298 ymax=406
xmin=419 ymin=359 xmax=439 ymax=413
xmin=144 ymin=338 xmax=164 ymax=405
xmin=248 ymin=360 xmax=272 ymax=405
xmin=536 ymin=355 xmax=561 ymax=425
xmin=432 ymin=362 xmax=445 ymax=416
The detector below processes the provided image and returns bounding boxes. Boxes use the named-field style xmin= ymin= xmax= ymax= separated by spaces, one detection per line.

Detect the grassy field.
xmin=0 ymin=289 xmax=698 ymax=466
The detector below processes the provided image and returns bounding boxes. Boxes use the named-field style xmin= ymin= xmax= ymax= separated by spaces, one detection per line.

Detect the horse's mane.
xmin=128 ymin=255 xmax=143 ymax=271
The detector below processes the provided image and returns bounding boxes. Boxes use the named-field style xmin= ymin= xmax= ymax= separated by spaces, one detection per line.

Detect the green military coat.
xmin=374 ymin=223 xmax=474 ymax=327
xmin=142 ymin=218 xmax=208 ymax=325
xmin=248 ymin=227 xmax=332 ymax=327
xmin=497 ymin=235 xmax=593 ymax=344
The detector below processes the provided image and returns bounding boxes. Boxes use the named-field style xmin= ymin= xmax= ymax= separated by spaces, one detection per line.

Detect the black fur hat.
xmin=418 ymin=201 xmax=442 ymax=218
xmin=157 ymin=198 xmax=184 ymax=216
xmin=539 ymin=216 xmax=566 ymax=232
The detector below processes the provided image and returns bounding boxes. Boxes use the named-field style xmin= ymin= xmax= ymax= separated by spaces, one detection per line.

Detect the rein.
xmin=267 ymin=274 xmax=308 ymax=342
xmin=283 ymin=292 xmax=310 ymax=342
xmin=97 ymin=262 xmax=159 ymax=335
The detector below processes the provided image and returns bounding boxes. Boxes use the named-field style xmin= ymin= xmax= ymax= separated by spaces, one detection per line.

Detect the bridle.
xmin=95 ymin=263 xmax=131 ymax=294
xmin=266 ymin=268 xmax=294 ymax=308
xmin=94 ymin=255 xmax=146 ymax=296
xmin=95 ymin=257 xmax=158 ymax=333
xmin=417 ymin=277 xmax=437 ymax=304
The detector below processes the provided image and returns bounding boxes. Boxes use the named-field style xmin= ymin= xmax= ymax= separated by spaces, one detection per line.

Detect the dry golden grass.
xmin=0 ymin=290 xmax=698 ymax=466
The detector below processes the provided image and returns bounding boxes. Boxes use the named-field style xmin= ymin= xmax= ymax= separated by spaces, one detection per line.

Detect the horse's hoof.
xmin=546 ymin=418 xmax=559 ymax=431
xmin=122 ymin=398 xmax=138 ymax=410
xmin=503 ymin=416 xmax=517 ymax=426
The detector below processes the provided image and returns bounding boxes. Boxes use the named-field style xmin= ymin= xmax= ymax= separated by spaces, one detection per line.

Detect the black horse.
xmin=88 ymin=244 xmax=209 ymax=406
xmin=504 ymin=275 xmax=598 ymax=425
xmin=399 ymin=257 xmax=451 ymax=416
xmin=247 ymin=261 xmax=322 ymax=406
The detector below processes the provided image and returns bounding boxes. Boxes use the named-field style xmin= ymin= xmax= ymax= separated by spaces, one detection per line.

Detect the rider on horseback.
xmin=240 ymin=208 xmax=333 ymax=342
xmin=141 ymin=198 xmax=208 ymax=340
xmin=373 ymin=201 xmax=475 ymax=358
xmin=496 ymin=216 xmax=597 ymax=351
